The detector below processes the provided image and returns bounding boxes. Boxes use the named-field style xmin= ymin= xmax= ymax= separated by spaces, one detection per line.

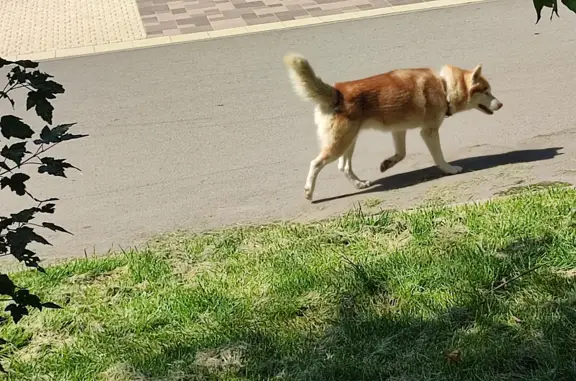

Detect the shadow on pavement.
xmin=312 ymin=147 xmax=564 ymax=204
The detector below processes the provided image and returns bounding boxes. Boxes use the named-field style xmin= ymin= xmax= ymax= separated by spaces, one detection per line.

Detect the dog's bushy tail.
xmin=283 ymin=53 xmax=340 ymax=110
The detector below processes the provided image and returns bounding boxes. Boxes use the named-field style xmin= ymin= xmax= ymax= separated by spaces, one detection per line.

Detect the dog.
xmin=283 ymin=53 xmax=503 ymax=201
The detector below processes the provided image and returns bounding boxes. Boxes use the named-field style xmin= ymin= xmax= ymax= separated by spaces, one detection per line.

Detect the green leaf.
xmin=1 ymin=142 xmax=28 ymax=166
xmin=26 ymin=93 xmax=36 ymax=111
xmin=534 ymin=0 xmax=555 ymax=23
xmin=552 ymin=0 xmax=560 ymax=18
xmin=0 ymin=58 xmax=13 ymax=68
xmin=0 ymin=173 xmax=30 ymax=195
xmin=0 ymin=116 xmax=34 ymax=140
xmin=7 ymin=67 xmax=27 ymax=85
xmin=42 ymin=302 xmax=62 ymax=309
xmin=42 ymin=222 xmax=72 ymax=234
xmin=0 ymin=218 xmax=13 ymax=231
xmin=562 ymin=0 xmax=576 ymax=12
xmin=38 ymin=157 xmax=79 ymax=177
xmin=11 ymin=208 xmax=39 ymax=223
xmin=27 ymin=91 xmax=54 ymax=124
xmin=0 ymin=91 xmax=15 ymax=108
xmin=36 ymin=97 xmax=54 ymax=125
xmin=14 ymin=60 xmax=38 ymax=69
xmin=12 ymin=248 xmax=43 ymax=271
xmin=13 ymin=289 xmax=42 ymax=309
xmin=6 ymin=226 xmax=51 ymax=251
xmin=35 ymin=123 xmax=85 ymax=145
xmin=40 ymin=203 xmax=56 ymax=214
xmin=27 ymin=72 xmax=64 ymax=95
xmin=5 ymin=303 xmax=29 ymax=324
xmin=0 ymin=274 xmax=16 ymax=296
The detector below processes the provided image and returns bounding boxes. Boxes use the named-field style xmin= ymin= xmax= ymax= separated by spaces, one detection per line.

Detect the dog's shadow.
xmin=312 ymin=147 xmax=564 ymax=204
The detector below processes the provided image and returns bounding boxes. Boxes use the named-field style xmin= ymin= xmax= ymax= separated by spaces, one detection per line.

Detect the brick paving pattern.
xmin=0 ymin=0 xmax=145 ymax=57
xmin=137 ymin=0 xmax=429 ymax=37
xmin=0 ymin=0 xmax=434 ymax=57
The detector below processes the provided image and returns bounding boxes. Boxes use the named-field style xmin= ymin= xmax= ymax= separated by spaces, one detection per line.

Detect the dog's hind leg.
xmin=304 ymin=114 xmax=360 ymax=200
xmin=338 ymin=138 xmax=372 ymax=190
xmin=304 ymin=152 xmax=332 ymax=201
xmin=380 ymin=130 xmax=407 ymax=172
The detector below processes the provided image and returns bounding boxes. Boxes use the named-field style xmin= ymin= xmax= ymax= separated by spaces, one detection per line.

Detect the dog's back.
xmin=283 ymin=54 xmax=449 ymax=127
xmin=334 ymin=69 xmax=448 ymax=127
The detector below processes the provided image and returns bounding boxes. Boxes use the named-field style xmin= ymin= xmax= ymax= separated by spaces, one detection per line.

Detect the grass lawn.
xmin=1 ymin=185 xmax=576 ymax=380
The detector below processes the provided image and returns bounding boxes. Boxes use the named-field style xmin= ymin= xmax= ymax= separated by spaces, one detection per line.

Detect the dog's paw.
xmin=354 ymin=180 xmax=372 ymax=190
xmin=380 ymin=159 xmax=396 ymax=172
xmin=441 ymin=165 xmax=463 ymax=175
xmin=304 ymin=188 xmax=313 ymax=201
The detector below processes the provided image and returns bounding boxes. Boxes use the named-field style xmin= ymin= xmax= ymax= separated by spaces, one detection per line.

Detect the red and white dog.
xmin=283 ymin=53 xmax=503 ymax=201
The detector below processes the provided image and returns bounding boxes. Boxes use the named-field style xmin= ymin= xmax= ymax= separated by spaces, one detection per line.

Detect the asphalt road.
xmin=1 ymin=0 xmax=575 ymax=262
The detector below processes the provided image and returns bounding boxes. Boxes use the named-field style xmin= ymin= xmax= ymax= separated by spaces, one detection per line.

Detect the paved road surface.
xmin=1 ymin=0 xmax=575 ymax=262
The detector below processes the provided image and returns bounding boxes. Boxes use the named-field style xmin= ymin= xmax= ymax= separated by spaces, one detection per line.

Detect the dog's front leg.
xmin=420 ymin=126 xmax=462 ymax=175
xmin=380 ymin=130 xmax=407 ymax=172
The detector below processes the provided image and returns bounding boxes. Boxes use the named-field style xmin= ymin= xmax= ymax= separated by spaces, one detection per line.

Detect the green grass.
xmin=1 ymin=186 xmax=576 ymax=380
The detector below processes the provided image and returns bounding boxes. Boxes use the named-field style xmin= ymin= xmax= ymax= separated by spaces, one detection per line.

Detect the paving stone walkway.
xmin=0 ymin=0 xmax=439 ymax=57
xmin=137 ymin=0 xmax=426 ymax=36
xmin=0 ymin=0 xmax=145 ymax=57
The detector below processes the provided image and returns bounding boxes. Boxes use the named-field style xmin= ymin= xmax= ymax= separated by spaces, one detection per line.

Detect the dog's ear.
xmin=472 ymin=64 xmax=483 ymax=82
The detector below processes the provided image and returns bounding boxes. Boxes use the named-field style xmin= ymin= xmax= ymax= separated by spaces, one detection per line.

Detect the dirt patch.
xmin=194 ymin=343 xmax=246 ymax=375
xmin=362 ymin=197 xmax=382 ymax=209
xmin=558 ymin=268 xmax=576 ymax=279
xmin=11 ymin=329 xmax=75 ymax=363
xmin=98 ymin=362 xmax=148 ymax=381
xmin=495 ymin=181 xmax=573 ymax=197
xmin=68 ymin=266 xmax=128 ymax=285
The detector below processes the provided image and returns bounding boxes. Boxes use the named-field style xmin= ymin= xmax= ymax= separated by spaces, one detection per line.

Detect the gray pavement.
xmin=2 ymin=0 xmax=575 ymax=262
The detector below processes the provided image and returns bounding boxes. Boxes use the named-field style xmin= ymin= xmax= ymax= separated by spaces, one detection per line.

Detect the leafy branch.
xmin=0 ymin=57 xmax=87 ymax=372
xmin=533 ymin=0 xmax=576 ymax=23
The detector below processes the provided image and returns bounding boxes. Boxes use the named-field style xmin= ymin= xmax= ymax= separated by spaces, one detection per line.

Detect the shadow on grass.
xmin=134 ymin=234 xmax=576 ymax=380
xmin=313 ymin=147 xmax=564 ymax=204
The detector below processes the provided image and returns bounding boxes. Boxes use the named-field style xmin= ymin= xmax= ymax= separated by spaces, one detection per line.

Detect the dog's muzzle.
xmin=479 ymin=99 xmax=503 ymax=115
xmin=491 ymin=99 xmax=503 ymax=111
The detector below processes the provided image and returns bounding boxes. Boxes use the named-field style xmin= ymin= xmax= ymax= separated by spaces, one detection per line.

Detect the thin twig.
xmin=492 ymin=264 xmax=544 ymax=291
xmin=10 ymin=84 xmax=28 ymax=92
xmin=26 ymin=223 xmax=45 ymax=229
xmin=0 ymin=143 xmax=57 ymax=177
xmin=24 ymin=191 xmax=42 ymax=204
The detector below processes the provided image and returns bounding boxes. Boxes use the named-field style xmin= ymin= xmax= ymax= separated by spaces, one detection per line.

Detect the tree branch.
xmin=0 ymin=143 xmax=59 ymax=177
